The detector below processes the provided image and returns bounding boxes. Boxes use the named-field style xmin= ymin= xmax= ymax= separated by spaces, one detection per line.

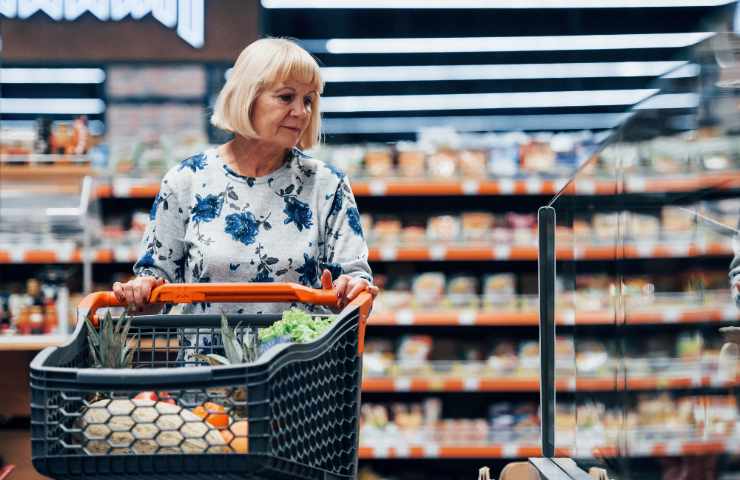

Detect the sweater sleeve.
xmin=133 ymin=170 xmax=188 ymax=283
xmin=321 ymin=175 xmax=373 ymax=283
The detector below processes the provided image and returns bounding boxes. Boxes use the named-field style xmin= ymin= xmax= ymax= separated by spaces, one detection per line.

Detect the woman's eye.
xmin=303 ymin=97 xmax=312 ymax=107
xmin=279 ymin=94 xmax=293 ymax=102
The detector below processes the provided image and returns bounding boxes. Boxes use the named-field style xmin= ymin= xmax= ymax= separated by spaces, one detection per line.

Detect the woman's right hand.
xmin=112 ymin=276 xmax=166 ymax=312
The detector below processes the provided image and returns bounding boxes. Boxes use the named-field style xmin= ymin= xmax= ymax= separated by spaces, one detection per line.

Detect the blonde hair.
xmin=211 ymin=38 xmax=324 ymax=150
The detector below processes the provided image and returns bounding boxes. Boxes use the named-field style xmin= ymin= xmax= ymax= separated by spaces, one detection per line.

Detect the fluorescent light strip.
xmin=0 ymin=98 xmax=106 ymax=115
xmin=321 ymin=89 xmax=658 ymax=112
xmin=263 ymin=0 xmax=734 ymax=8
xmin=304 ymin=32 xmax=714 ymax=54
xmin=322 ymin=113 xmax=630 ymax=134
xmin=321 ymin=61 xmax=690 ymax=82
xmin=661 ymin=63 xmax=701 ymax=78
xmin=1 ymin=68 xmax=106 ymax=84
xmin=635 ymin=93 xmax=700 ymax=109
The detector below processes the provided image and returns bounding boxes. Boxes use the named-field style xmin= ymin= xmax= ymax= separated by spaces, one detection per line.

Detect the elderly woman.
xmin=113 ymin=38 xmax=377 ymax=317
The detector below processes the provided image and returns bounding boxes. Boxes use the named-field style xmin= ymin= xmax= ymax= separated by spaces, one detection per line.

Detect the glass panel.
xmin=547 ymin=14 xmax=740 ymax=480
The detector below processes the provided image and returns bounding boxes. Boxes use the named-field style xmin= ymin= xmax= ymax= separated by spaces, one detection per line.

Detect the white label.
xmin=372 ymin=446 xmax=390 ymax=458
xmin=498 ymin=179 xmax=515 ymax=194
xmin=494 ymin=245 xmax=511 ymax=259
xmin=576 ymin=180 xmax=596 ymax=195
xmin=690 ymin=372 xmax=702 ymax=387
xmin=394 ymin=378 xmax=411 ymax=391
xmin=665 ymin=441 xmax=682 ymax=456
xmin=394 ymin=445 xmax=410 ymax=458
xmin=525 ymin=178 xmax=543 ymax=194
xmin=560 ymin=310 xmax=576 ymax=326
xmin=397 ymin=310 xmax=414 ymax=325
xmin=380 ymin=247 xmax=397 ymax=261
xmin=423 ymin=444 xmax=440 ymax=458
xmin=112 ymin=177 xmax=134 ymax=198
xmin=113 ymin=246 xmax=131 ymax=263
xmin=429 ymin=245 xmax=446 ymax=260
xmin=458 ymin=310 xmax=476 ymax=326
xmin=669 ymin=243 xmax=690 ymax=257
xmin=11 ymin=249 xmax=25 ymax=263
xmin=462 ymin=180 xmax=479 ymax=195
xmin=662 ymin=308 xmax=681 ymax=323
xmin=635 ymin=241 xmax=655 ymax=258
xmin=463 ymin=378 xmax=480 ymax=391
xmin=627 ymin=177 xmax=647 ymax=192
xmin=369 ymin=180 xmax=386 ymax=196
xmin=55 ymin=245 xmax=74 ymax=262
xmin=566 ymin=377 xmax=577 ymax=392
xmin=503 ymin=444 xmax=519 ymax=458
xmin=573 ymin=246 xmax=584 ymax=260
xmin=722 ymin=305 xmax=738 ymax=322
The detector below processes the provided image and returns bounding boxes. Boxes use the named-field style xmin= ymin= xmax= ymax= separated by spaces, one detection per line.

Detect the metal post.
xmin=538 ymin=206 xmax=556 ymax=458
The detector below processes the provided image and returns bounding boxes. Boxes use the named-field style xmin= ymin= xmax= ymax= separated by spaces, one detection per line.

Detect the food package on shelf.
xmin=574 ymin=275 xmax=611 ymax=311
xmin=695 ymin=137 xmax=735 ymax=171
xmin=373 ymin=216 xmax=402 ymax=244
xmin=487 ymin=135 xmax=521 ymax=177
xmin=646 ymin=137 xmax=691 ymax=175
xmin=395 ymin=335 xmax=434 ymax=376
xmin=401 ymin=223 xmax=427 ymax=245
xmin=396 ymin=143 xmax=426 ymax=178
xmin=328 ymin=145 xmax=364 ymax=177
xmin=591 ymin=213 xmax=621 ymax=242
xmin=626 ymin=212 xmax=661 ymax=241
xmin=506 ymin=213 xmax=536 ymax=244
xmin=575 ymin=340 xmax=610 ymax=376
xmin=573 ymin=218 xmax=593 ymax=242
xmin=412 ymin=272 xmax=446 ymax=309
xmin=427 ymin=149 xmax=458 ymax=178
xmin=363 ymin=339 xmax=395 ymax=376
xmin=518 ymin=341 xmax=540 ymax=375
xmin=676 ymin=331 xmax=704 ymax=361
xmin=520 ymin=135 xmax=556 ymax=174
xmin=461 ymin=212 xmax=494 ymax=242
xmin=458 ymin=149 xmax=487 ymax=178
xmin=364 ymin=147 xmax=394 ymax=177
xmin=482 ymin=274 xmax=517 ymax=311
xmin=447 ymin=276 xmax=479 ymax=309
xmin=427 ymin=215 xmax=461 ymax=242
xmin=486 ymin=340 xmax=519 ymax=375
xmin=661 ymin=206 xmax=696 ymax=240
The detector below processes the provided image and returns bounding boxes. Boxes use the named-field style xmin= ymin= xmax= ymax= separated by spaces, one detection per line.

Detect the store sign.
xmin=0 ymin=0 xmax=205 ymax=47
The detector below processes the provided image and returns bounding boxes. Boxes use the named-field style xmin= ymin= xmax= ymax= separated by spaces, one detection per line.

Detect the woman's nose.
xmin=292 ymin=100 xmax=308 ymax=118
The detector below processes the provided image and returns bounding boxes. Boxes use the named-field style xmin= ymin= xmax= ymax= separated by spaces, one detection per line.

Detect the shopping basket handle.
xmin=79 ymin=282 xmax=340 ymax=326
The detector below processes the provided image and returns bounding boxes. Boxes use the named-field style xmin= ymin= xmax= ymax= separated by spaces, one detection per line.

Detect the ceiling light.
xmin=0 ymin=98 xmax=106 ymax=115
xmin=1 ymin=68 xmax=106 ymax=84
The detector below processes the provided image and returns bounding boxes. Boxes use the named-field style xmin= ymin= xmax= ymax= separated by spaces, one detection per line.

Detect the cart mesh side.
xmin=30 ymin=308 xmax=363 ymax=480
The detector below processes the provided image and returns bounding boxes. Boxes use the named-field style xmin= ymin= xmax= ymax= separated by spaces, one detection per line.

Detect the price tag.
xmin=627 ymin=177 xmax=647 ymax=192
xmin=498 ymin=179 xmax=515 ymax=194
xmin=397 ymin=310 xmax=414 ymax=325
xmin=573 ymin=246 xmax=584 ymax=260
xmin=429 ymin=245 xmax=446 ymax=260
xmin=662 ymin=308 xmax=681 ymax=324
xmin=423 ymin=444 xmax=440 ymax=458
xmin=576 ymin=180 xmax=596 ymax=195
xmin=560 ymin=310 xmax=576 ymax=326
xmin=722 ymin=304 xmax=738 ymax=322
xmin=462 ymin=180 xmax=479 ymax=195
xmin=112 ymin=178 xmax=135 ymax=198
xmin=380 ymin=247 xmax=397 ymax=261
xmin=494 ymin=245 xmax=511 ymax=259
xmin=394 ymin=378 xmax=411 ymax=391
xmin=12 ymin=249 xmax=26 ymax=263
xmin=55 ymin=246 xmax=74 ymax=263
xmin=665 ymin=441 xmax=682 ymax=456
xmin=669 ymin=243 xmax=690 ymax=257
xmin=463 ymin=378 xmax=480 ymax=391
xmin=394 ymin=445 xmax=410 ymax=458
xmin=114 ymin=246 xmax=132 ymax=263
xmin=369 ymin=180 xmax=386 ymax=196
xmin=554 ymin=178 xmax=569 ymax=193
xmin=458 ymin=310 xmax=476 ymax=326
xmin=372 ymin=446 xmax=390 ymax=458
xmin=503 ymin=444 xmax=519 ymax=458
xmin=525 ymin=178 xmax=543 ymax=194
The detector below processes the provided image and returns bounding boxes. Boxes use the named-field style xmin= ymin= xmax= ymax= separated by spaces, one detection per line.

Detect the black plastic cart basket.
xmin=30 ymin=282 xmax=372 ymax=480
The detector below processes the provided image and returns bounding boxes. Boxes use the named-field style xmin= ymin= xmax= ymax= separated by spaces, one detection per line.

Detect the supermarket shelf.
xmin=369 ymin=305 xmax=740 ymax=326
xmin=357 ymin=440 xmax=734 ymax=459
xmin=94 ymin=171 xmax=740 ymax=198
xmin=361 ymin=375 xmax=739 ymax=393
xmin=0 ymin=241 xmax=730 ymax=265
xmin=0 ymin=334 xmax=69 ymax=351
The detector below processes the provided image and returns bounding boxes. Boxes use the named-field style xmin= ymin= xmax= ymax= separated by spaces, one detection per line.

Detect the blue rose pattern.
xmin=347 ymin=207 xmax=363 ymax=238
xmin=191 ymin=193 xmax=223 ymax=223
xmin=224 ymin=211 xmax=260 ymax=246
xmin=149 ymin=193 xmax=161 ymax=221
xmin=282 ymin=196 xmax=313 ymax=231
xmin=325 ymin=163 xmax=345 ymax=179
xmin=136 ymin=250 xmax=155 ymax=269
xmin=179 ymin=153 xmax=207 ymax=172
xmin=295 ymin=253 xmax=319 ymax=286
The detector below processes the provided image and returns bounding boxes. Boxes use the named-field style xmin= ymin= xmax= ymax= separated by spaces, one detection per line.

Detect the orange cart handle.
xmin=79 ymin=282 xmax=340 ymax=326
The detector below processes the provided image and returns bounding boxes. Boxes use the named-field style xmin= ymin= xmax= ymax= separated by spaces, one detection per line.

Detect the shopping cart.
xmin=30 ymin=282 xmax=372 ymax=480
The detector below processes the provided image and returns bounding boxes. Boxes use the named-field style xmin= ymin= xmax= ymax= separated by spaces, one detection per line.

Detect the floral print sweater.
xmin=133 ymin=147 xmax=372 ymax=316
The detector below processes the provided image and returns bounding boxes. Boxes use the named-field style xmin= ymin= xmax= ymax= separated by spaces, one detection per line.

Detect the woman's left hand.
xmin=321 ymin=269 xmax=379 ymax=309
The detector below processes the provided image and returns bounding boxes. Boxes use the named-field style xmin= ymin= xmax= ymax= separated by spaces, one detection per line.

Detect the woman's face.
xmin=251 ymin=79 xmax=316 ymax=149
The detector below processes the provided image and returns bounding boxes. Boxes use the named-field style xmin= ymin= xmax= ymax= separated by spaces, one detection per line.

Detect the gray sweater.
xmin=133 ymin=147 xmax=372 ymax=317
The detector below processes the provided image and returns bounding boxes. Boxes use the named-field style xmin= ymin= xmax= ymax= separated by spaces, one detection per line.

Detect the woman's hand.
xmin=112 ymin=276 xmax=166 ymax=313
xmin=321 ymin=270 xmax=379 ymax=310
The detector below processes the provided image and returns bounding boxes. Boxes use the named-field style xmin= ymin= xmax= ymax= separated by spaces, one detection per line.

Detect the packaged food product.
xmin=575 ymin=340 xmax=609 ymax=374
xmin=397 ymin=335 xmax=433 ymax=362
xmin=412 ymin=272 xmax=446 ymax=309
xmin=401 ymin=225 xmax=426 ymax=244
xmin=592 ymin=213 xmax=620 ymax=241
xmin=458 ymin=150 xmax=487 ymax=178
xmin=626 ymin=213 xmax=660 ymax=240
xmin=461 ymin=212 xmax=494 ymax=242
xmin=397 ymin=147 xmax=426 ymax=178
xmin=447 ymin=276 xmax=478 ymax=309
xmin=329 ymin=145 xmax=364 ymax=177
xmin=427 ymin=215 xmax=460 ymax=242
xmin=520 ymin=137 xmax=556 ymax=173
xmin=482 ymin=274 xmax=517 ymax=310
xmin=373 ymin=217 xmax=402 ymax=243
xmin=518 ymin=341 xmax=540 ymax=373
xmin=364 ymin=148 xmax=393 ymax=177
xmin=427 ymin=149 xmax=458 ymax=178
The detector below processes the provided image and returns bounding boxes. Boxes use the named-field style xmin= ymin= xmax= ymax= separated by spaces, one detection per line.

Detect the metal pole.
xmin=538 ymin=206 xmax=556 ymax=458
